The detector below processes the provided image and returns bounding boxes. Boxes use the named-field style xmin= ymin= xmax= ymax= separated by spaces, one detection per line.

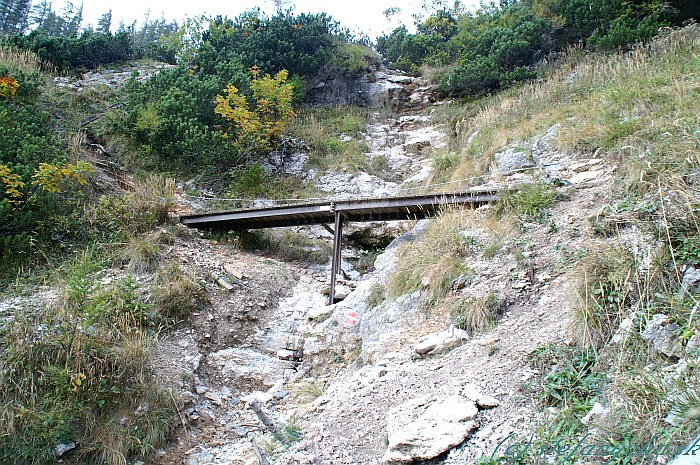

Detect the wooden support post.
xmin=328 ymin=211 xmax=343 ymax=305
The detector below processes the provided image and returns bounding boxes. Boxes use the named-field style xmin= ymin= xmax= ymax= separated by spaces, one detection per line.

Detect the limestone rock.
xmin=346 ymin=222 xmax=410 ymax=248
xmin=641 ymin=314 xmax=680 ymax=357
xmin=494 ymin=146 xmax=535 ymax=173
xmin=611 ymin=314 xmax=636 ymax=344
xmin=54 ymin=442 xmax=76 ymax=457
xmin=415 ymin=326 xmax=469 ymax=356
xmin=333 ymin=284 xmax=353 ymax=301
xmin=316 ymin=172 xmax=399 ymax=200
xmin=277 ymin=349 xmax=300 ymax=361
xmin=679 ymin=267 xmax=700 ymax=297
xmin=383 ymin=395 xmax=478 ymax=463
xmin=204 ymin=391 xmax=223 ymax=405
xmin=308 ymin=306 xmax=332 ymax=323
xmin=686 ymin=334 xmax=700 ymax=354
xmin=461 ymin=383 xmax=500 ymax=409
xmin=208 ymin=348 xmax=291 ymax=388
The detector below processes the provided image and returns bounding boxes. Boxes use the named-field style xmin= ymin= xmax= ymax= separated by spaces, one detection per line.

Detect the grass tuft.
xmin=289 ymin=106 xmax=376 ymax=174
xmin=151 ymin=262 xmax=206 ymax=323
xmin=496 ymin=181 xmax=560 ymax=218
xmin=453 ymin=292 xmax=506 ymax=335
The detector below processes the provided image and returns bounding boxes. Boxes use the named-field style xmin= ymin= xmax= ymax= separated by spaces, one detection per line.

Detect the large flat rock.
xmin=383 ymin=395 xmax=479 ymax=463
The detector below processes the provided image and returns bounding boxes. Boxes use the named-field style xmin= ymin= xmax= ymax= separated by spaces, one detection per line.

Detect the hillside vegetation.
xmin=1 ymin=1 xmax=700 ymax=464
xmin=378 ymin=0 xmax=699 ymax=96
xmin=395 ymin=24 xmax=700 ymax=463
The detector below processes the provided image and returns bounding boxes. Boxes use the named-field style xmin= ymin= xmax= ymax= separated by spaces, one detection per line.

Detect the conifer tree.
xmin=96 ymin=9 xmax=111 ymax=33
xmin=29 ymin=0 xmax=51 ymax=29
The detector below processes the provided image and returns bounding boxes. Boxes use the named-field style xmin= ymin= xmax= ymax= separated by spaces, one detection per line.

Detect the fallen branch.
xmin=248 ymin=401 xmax=286 ymax=443
xmin=251 ymin=437 xmax=272 ymax=465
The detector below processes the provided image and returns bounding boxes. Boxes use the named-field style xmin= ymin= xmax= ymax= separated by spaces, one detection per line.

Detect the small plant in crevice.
xmin=259 ymin=436 xmax=284 ymax=459
xmin=536 ymin=346 xmax=605 ymax=409
xmin=367 ymin=283 xmax=386 ymax=309
xmin=295 ymin=379 xmax=326 ymax=402
xmin=282 ymin=421 xmax=303 ymax=444
xmin=351 ymin=248 xmax=382 ymax=274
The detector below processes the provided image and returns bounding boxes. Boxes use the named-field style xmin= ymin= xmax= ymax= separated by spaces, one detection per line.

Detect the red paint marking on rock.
xmin=345 ymin=311 xmax=360 ymax=325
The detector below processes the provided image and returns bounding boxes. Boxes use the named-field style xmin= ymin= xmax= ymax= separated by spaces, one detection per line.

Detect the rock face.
xmin=306 ymin=68 xmax=439 ymax=114
xmin=494 ymin=145 xmax=536 ymax=173
xmin=461 ymin=383 xmax=501 ymax=409
xmin=305 ymin=68 xmax=377 ymax=107
xmin=54 ymin=63 xmax=175 ymax=91
xmin=383 ymin=395 xmax=479 ymax=463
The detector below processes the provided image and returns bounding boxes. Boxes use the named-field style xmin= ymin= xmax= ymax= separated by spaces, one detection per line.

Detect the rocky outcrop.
xmin=306 ymin=67 xmax=439 ymax=114
xmin=54 ymin=63 xmax=175 ymax=92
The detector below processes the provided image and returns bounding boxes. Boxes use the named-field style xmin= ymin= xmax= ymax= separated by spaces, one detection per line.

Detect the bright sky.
xmin=50 ymin=0 xmax=458 ymax=39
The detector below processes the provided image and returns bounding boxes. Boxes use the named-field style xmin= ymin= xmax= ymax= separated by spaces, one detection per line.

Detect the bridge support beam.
xmin=328 ymin=211 xmax=343 ymax=305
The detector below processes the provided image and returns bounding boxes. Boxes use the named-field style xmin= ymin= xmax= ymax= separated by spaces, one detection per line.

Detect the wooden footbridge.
xmin=180 ymin=187 xmax=499 ymax=304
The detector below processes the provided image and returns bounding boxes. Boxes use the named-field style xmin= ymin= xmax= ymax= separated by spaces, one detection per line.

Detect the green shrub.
xmin=7 ymin=30 xmax=137 ymax=70
xmin=200 ymin=11 xmax=337 ymax=80
xmin=378 ymin=0 xmax=682 ymax=96
xmin=330 ymin=42 xmax=380 ymax=75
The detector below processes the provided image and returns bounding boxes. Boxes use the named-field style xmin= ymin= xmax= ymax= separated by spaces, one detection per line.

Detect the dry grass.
xmin=0 ymin=44 xmax=51 ymax=75
xmin=453 ymin=292 xmax=506 ymax=335
xmin=436 ymin=24 xmax=700 ymax=191
xmin=288 ymin=106 xmax=375 ymax=174
xmin=573 ymin=246 xmax=636 ymax=348
xmin=294 ymin=379 xmax=326 ymax=402
xmin=423 ymin=24 xmax=700 ymax=459
xmin=131 ymin=174 xmax=176 ymax=225
xmin=117 ymin=231 xmax=165 ymax=273
xmin=151 ymin=262 xmax=206 ymax=322
xmin=389 ymin=207 xmax=475 ymax=303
